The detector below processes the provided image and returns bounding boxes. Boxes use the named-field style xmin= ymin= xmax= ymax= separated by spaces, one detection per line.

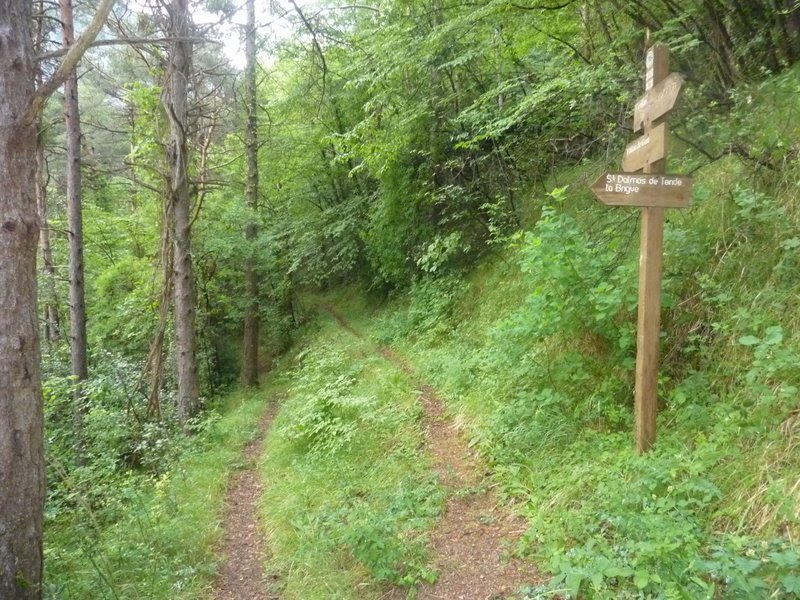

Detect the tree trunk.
xmin=146 ymin=220 xmax=173 ymax=420
xmin=34 ymin=0 xmax=60 ymax=346
xmin=36 ymin=115 xmax=61 ymax=346
xmin=703 ymin=0 xmax=740 ymax=86
xmin=165 ymin=0 xmax=200 ymax=425
xmin=1 ymin=0 xmax=113 ymax=594
xmin=240 ymin=0 xmax=260 ymax=387
xmin=60 ymin=0 xmax=89 ymax=461
xmin=773 ymin=0 xmax=800 ymax=64
xmin=0 ymin=3 xmax=45 ymax=597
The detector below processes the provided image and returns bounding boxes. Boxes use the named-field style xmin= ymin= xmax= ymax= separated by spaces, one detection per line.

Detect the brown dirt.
xmin=322 ymin=304 xmax=545 ymax=599
xmin=212 ymin=403 xmax=281 ymax=600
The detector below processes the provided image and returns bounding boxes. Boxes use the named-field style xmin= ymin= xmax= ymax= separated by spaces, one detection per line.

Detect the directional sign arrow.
xmin=622 ymin=122 xmax=667 ymax=173
xmin=591 ymin=172 xmax=692 ymax=208
xmin=633 ymin=72 xmax=684 ymax=132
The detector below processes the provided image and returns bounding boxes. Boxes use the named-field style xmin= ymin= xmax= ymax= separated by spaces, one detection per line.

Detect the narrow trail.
xmin=323 ymin=305 xmax=544 ymax=599
xmin=212 ymin=402 xmax=281 ymax=600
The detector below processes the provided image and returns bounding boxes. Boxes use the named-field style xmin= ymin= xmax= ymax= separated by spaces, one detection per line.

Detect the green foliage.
xmin=503 ymin=188 xmax=638 ymax=347
xmin=283 ymin=356 xmax=375 ymax=454
xmin=38 ymin=2 xmax=800 ymax=598
xmin=372 ymin=74 xmax=800 ymax=593
xmin=44 ymin=389 xmax=269 ymax=599
xmin=43 ymin=354 xmax=182 ymax=527
xmin=379 ymin=275 xmax=467 ymax=343
xmin=260 ymin=319 xmax=443 ymax=597
xmin=89 ymin=257 xmax=156 ymax=356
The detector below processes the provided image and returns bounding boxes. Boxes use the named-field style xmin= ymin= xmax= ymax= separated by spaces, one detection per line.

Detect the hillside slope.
xmin=259 ymin=65 xmax=800 ymax=599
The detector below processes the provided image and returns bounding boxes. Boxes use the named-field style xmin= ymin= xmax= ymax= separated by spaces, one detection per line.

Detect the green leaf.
xmin=603 ymin=566 xmax=634 ymax=578
xmin=782 ymin=574 xmax=800 ymax=594
xmin=590 ymin=570 xmax=604 ymax=589
xmin=763 ymin=325 xmax=783 ymax=346
xmin=634 ymin=569 xmax=650 ymax=590
xmin=738 ymin=335 xmax=761 ymax=346
xmin=780 ymin=237 xmax=800 ymax=250
xmin=565 ymin=572 xmax=583 ymax=597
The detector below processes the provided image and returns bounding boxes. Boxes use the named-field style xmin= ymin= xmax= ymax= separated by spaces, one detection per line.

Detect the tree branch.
xmin=26 ymin=0 xmax=116 ymax=124
xmin=288 ymin=0 xmax=328 ymax=114
xmin=36 ymin=36 xmax=211 ymax=62
xmin=509 ymin=0 xmax=576 ymax=8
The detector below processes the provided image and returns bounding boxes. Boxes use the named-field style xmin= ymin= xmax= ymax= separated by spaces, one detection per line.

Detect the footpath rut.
xmin=211 ymin=306 xmax=543 ymax=600
xmin=323 ymin=305 xmax=544 ymax=599
xmin=212 ymin=403 xmax=281 ymax=600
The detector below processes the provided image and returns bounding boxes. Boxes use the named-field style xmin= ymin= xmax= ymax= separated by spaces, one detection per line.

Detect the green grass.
xmin=258 ymin=309 xmax=443 ymax=599
xmin=43 ymin=388 xmax=274 ymax=599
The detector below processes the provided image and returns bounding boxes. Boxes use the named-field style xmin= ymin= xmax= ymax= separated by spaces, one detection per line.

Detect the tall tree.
xmin=34 ymin=0 xmax=61 ymax=346
xmin=240 ymin=0 xmax=260 ymax=387
xmin=0 ymin=5 xmax=44 ymax=596
xmin=60 ymin=0 xmax=89 ymax=460
xmin=164 ymin=0 xmax=200 ymax=424
xmin=0 ymin=1 xmax=113 ymax=596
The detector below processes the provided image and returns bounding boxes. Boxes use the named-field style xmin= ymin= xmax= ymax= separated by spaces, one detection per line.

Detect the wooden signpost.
xmin=633 ymin=72 xmax=684 ymax=132
xmin=621 ymin=122 xmax=667 ymax=172
xmin=590 ymin=43 xmax=691 ymax=454
xmin=591 ymin=173 xmax=692 ymax=208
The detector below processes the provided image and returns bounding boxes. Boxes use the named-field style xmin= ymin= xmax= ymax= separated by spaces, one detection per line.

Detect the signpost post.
xmin=589 ymin=43 xmax=691 ymax=454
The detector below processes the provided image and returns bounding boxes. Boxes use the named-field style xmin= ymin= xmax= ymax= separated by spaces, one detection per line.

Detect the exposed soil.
xmin=323 ymin=304 xmax=545 ymax=599
xmin=212 ymin=403 xmax=281 ymax=600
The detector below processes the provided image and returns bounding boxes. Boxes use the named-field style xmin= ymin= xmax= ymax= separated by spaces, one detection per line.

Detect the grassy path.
xmin=322 ymin=304 xmax=543 ymax=599
xmin=213 ymin=402 xmax=282 ymax=600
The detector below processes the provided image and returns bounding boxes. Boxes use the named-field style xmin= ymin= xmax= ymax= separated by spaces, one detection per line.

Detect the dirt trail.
xmin=212 ymin=403 xmax=281 ymax=600
xmin=323 ymin=305 xmax=544 ymax=599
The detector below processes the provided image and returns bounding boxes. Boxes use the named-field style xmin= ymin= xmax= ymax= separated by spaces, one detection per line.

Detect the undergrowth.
xmin=43 ymin=388 xmax=272 ymax=599
xmin=367 ymin=67 xmax=800 ymax=599
xmin=258 ymin=310 xmax=443 ymax=599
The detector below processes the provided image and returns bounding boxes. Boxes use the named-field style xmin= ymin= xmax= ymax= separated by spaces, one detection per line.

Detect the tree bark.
xmin=240 ymin=0 xmax=260 ymax=387
xmin=164 ymin=0 xmax=200 ymax=425
xmin=0 ymin=3 xmax=45 ymax=597
xmin=703 ymin=0 xmax=739 ymax=86
xmin=1 ymin=0 xmax=113 ymax=595
xmin=60 ymin=0 xmax=89 ymax=461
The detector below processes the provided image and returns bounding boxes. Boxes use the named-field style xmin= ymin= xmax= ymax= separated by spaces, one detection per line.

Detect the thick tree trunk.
xmin=61 ymin=0 xmax=89 ymax=461
xmin=1 ymin=0 xmax=112 ymax=594
xmin=165 ymin=0 xmax=200 ymax=425
xmin=703 ymin=0 xmax=739 ymax=86
xmin=0 ymin=3 xmax=45 ymax=597
xmin=240 ymin=0 xmax=260 ymax=387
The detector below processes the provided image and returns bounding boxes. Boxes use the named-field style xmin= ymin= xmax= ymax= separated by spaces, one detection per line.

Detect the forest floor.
xmin=212 ymin=402 xmax=282 ymax=600
xmin=212 ymin=305 xmax=543 ymax=599
xmin=323 ymin=305 xmax=544 ymax=600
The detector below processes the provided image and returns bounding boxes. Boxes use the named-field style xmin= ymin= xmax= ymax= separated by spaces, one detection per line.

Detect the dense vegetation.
xmin=16 ymin=0 xmax=800 ymax=597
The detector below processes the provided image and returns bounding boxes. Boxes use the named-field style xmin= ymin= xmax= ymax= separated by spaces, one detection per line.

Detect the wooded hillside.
xmin=1 ymin=0 xmax=799 ymax=598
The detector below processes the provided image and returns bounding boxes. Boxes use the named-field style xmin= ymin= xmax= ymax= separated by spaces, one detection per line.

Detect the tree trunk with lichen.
xmin=164 ymin=0 xmax=200 ymax=425
xmin=0 ymin=0 xmax=113 ymax=595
